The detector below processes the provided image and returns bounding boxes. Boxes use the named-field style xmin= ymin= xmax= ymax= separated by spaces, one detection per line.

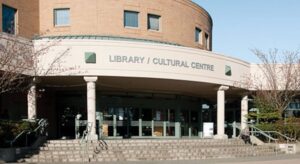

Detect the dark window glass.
xmin=205 ymin=33 xmax=210 ymax=49
xmin=124 ymin=11 xmax=139 ymax=28
xmin=2 ymin=5 xmax=17 ymax=34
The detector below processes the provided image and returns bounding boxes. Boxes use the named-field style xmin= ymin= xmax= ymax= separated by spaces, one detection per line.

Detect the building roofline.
xmin=34 ymin=35 xmax=183 ymax=47
xmin=188 ymin=0 xmax=213 ymax=27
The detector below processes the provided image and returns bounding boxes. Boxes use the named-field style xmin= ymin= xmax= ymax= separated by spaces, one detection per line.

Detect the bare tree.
xmin=0 ymin=32 xmax=69 ymax=94
xmin=248 ymin=49 xmax=300 ymax=120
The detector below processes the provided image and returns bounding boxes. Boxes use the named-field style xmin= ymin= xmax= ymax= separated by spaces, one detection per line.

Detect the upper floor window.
xmin=2 ymin=4 xmax=17 ymax=34
xmin=54 ymin=8 xmax=70 ymax=26
xmin=195 ymin=27 xmax=202 ymax=44
xmin=124 ymin=10 xmax=139 ymax=28
xmin=148 ymin=14 xmax=160 ymax=31
xmin=205 ymin=33 xmax=210 ymax=49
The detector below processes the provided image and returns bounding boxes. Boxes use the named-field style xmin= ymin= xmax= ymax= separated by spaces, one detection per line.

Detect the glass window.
xmin=54 ymin=8 xmax=70 ymax=26
xmin=124 ymin=10 xmax=139 ymax=28
xmin=148 ymin=14 xmax=160 ymax=31
xmin=205 ymin=33 xmax=210 ymax=49
xmin=2 ymin=5 xmax=17 ymax=34
xmin=195 ymin=27 xmax=202 ymax=44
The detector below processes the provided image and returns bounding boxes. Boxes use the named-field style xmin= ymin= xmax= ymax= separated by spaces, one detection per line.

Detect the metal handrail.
xmin=9 ymin=130 xmax=31 ymax=147
xmin=80 ymin=122 xmax=93 ymax=163
xmin=248 ymin=124 xmax=278 ymax=142
xmin=34 ymin=119 xmax=48 ymax=135
xmin=9 ymin=118 xmax=48 ymax=147
xmin=263 ymin=131 xmax=297 ymax=143
xmin=80 ymin=122 xmax=93 ymax=143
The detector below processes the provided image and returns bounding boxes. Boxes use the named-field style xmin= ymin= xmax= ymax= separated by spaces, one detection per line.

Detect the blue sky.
xmin=193 ymin=0 xmax=300 ymax=63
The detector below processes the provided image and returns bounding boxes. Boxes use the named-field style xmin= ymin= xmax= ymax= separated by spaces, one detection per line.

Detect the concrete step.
xmin=21 ymin=139 xmax=284 ymax=163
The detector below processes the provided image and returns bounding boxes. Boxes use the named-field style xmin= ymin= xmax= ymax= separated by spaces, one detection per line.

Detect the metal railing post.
xmin=139 ymin=119 xmax=142 ymax=137
xmin=151 ymin=120 xmax=154 ymax=137
xmin=175 ymin=122 xmax=181 ymax=138
xmin=163 ymin=121 xmax=167 ymax=137
xmin=113 ymin=115 xmax=117 ymax=137
xmin=232 ymin=121 xmax=236 ymax=138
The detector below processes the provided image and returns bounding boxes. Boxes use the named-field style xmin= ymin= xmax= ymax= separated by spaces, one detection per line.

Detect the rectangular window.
xmin=205 ymin=33 xmax=210 ymax=49
xmin=2 ymin=4 xmax=17 ymax=34
xmin=195 ymin=27 xmax=202 ymax=44
xmin=148 ymin=14 xmax=160 ymax=31
xmin=124 ymin=10 xmax=139 ymax=28
xmin=54 ymin=8 xmax=70 ymax=26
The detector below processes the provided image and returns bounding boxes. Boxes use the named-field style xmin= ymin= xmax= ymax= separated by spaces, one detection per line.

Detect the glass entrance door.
xmin=56 ymin=94 xmax=86 ymax=139
xmin=102 ymin=107 xmax=137 ymax=138
xmin=122 ymin=107 xmax=132 ymax=138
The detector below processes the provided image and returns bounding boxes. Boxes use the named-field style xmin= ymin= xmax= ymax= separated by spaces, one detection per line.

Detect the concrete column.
xmin=84 ymin=76 xmax=98 ymax=140
xmin=241 ymin=96 xmax=248 ymax=130
xmin=214 ymin=85 xmax=229 ymax=139
xmin=27 ymin=82 xmax=37 ymax=120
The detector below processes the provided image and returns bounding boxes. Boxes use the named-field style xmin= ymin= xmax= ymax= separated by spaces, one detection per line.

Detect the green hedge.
xmin=255 ymin=118 xmax=300 ymax=141
xmin=0 ymin=120 xmax=37 ymax=147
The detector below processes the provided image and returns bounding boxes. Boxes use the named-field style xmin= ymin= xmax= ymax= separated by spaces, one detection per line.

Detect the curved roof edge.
xmin=34 ymin=35 xmax=182 ymax=47
xmin=188 ymin=0 xmax=213 ymax=27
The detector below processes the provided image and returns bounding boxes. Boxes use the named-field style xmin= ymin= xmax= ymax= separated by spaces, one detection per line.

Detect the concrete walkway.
xmin=95 ymin=154 xmax=300 ymax=164
xmin=89 ymin=154 xmax=300 ymax=164
xmin=4 ymin=154 xmax=300 ymax=164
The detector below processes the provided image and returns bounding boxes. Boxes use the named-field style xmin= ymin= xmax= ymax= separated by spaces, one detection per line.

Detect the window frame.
xmin=2 ymin=4 xmax=17 ymax=34
xmin=147 ymin=14 xmax=161 ymax=31
xmin=195 ymin=27 xmax=202 ymax=44
xmin=205 ymin=33 xmax=210 ymax=50
xmin=124 ymin=10 xmax=139 ymax=28
xmin=53 ymin=8 xmax=70 ymax=27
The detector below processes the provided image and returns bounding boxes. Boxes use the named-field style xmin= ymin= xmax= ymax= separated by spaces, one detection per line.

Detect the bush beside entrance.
xmin=0 ymin=120 xmax=37 ymax=147
xmin=255 ymin=118 xmax=300 ymax=142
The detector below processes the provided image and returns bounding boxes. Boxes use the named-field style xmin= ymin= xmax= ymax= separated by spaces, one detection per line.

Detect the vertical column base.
xmin=175 ymin=122 xmax=181 ymax=138
xmin=214 ymin=134 xmax=228 ymax=139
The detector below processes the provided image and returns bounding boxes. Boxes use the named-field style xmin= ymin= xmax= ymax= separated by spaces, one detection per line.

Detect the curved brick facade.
xmin=0 ymin=0 xmax=212 ymax=50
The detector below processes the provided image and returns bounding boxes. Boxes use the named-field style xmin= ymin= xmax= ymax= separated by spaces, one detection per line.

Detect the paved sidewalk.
xmin=4 ymin=153 xmax=300 ymax=164
xmin=91 ymin=154 xmax=300 ymax=164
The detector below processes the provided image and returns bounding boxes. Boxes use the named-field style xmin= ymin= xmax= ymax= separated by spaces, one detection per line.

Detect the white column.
xmin=214 ymin=85 xmax=229 ymax=139
xmin=241 ymin=96 xmax=248 ymax=130
xmin=27 ymin=84 xmax=37 ymax=120
xmin=84 ymin=76 xmax=98 ymax=140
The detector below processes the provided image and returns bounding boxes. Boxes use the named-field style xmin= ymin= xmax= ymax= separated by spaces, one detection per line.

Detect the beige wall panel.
xmin=34 ymin=39 xmax=249 ymax=88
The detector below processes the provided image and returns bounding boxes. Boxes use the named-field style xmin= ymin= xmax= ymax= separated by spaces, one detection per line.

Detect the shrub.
xmin=255 ymin=119 xmax=300 ymax=142
xmin=0 ymin=120 xmax=37 ymax=147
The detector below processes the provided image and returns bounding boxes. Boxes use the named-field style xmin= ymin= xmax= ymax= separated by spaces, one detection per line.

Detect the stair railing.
xmin=80 ymin=122 xmax=93 ymax=143
xmin=9 ymin=118 xmax=48 ymax=147
xmin=80 ymin=122 xmax=93 ymax=162
xmin=260 ymin=130 xmax=297 ymax=143
xmin=248 ymin=124 xmax=278 ymax=143
xmin=248 ymin=124 xmax=297 ymax=143
xmin=228 ymin=122 xmax=241 ymax=138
